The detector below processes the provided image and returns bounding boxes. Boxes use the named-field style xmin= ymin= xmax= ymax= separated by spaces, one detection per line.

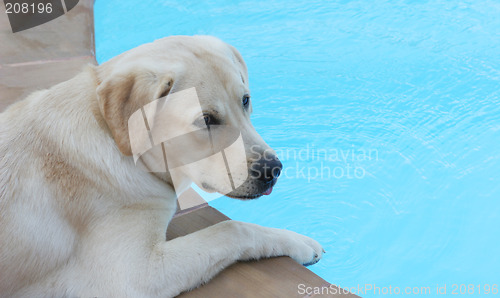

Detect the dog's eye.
xmin=195 ymin=113 xmax=216 ymax=127
xmin=242 ymin=94 xmax=250 ymax=107
xmin=203 ymin=114 xmax=212 ymax=126
xmin=194 ymin=113 xmax=219 ymax=127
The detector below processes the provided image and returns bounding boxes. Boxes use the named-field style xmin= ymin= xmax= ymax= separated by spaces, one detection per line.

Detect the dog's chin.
xmin=200 ymin=178 xmax=277 ymax=200
xmin=224 ymin=192 xmax=264 ymax=200
xmin=217 ymin=181 xmax=276 ymax=200
xmin=200 ymin=182 xmax=264 ymax=200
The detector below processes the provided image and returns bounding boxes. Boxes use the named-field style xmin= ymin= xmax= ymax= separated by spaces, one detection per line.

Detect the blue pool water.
xmin=95 ymin=1 xmax=500 ymax=296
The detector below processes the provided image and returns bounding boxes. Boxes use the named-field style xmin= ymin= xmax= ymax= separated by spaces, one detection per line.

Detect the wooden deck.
xmin=0 ymin=2 xmax=359 ymax=297
xmin=169 ymin=206 xmax=359 ymax=297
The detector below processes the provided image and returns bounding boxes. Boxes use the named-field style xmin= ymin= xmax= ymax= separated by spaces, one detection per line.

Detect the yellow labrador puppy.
xmin=0 ymin=36 xmax=323 ymax=297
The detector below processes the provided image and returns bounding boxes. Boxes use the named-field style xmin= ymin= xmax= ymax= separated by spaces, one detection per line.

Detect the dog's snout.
xmin=251 ymin=155 xmax=283 ymax=183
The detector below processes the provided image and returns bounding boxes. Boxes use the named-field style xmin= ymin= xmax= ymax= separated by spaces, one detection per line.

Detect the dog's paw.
xmin=278 ymin=231 xmax=324 ymax=266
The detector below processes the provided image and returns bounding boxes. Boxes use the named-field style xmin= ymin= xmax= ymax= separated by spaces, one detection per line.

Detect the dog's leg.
xmin=147 ymin=220 xmax=323 ymax=297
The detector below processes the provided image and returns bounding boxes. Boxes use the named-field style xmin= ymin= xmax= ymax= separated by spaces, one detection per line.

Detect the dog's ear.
xmin=227 ymin=44 xmax=248 ymax=84
xmin=96 ymin=71 xmax=174 ymax=156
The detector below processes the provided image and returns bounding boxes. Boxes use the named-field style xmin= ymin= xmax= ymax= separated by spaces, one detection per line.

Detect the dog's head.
xmin=96 ymin=36 xmax=282 ymax=199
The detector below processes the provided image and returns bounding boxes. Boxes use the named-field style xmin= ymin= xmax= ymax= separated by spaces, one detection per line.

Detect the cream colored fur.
xmin=0 ymin=36 xmax=323 ymax=297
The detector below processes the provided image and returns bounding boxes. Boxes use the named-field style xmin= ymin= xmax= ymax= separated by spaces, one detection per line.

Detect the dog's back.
xmin=0 ymin=74 xmax=97 ymax=296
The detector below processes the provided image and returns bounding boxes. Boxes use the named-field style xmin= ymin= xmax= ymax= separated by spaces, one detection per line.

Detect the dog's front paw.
xmin=278 ymin=230 xmax=324 ymax=266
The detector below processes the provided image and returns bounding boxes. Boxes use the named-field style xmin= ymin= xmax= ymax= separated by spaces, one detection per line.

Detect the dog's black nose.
xmin=252 ymin=155 xmax=283 ymax=183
